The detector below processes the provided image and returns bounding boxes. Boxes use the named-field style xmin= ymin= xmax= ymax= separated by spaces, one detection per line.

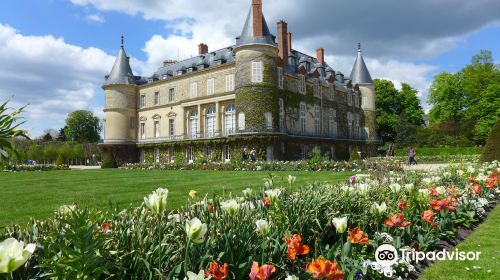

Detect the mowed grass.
xmin=420 ymin=204 xmax=500 ymax=280
xmin=0 ymin=169 xmax=354 ymax=229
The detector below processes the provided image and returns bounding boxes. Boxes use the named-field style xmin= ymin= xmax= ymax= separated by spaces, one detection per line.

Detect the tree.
xmin=427 ymin=73 xmax=465 ymax=125
xmin=41 ymin=132 xmax=53 ymax=142
xmin=57 ymin=126 xmax=67 ymax=141
xmin=65 ymin=110 xmax=101 ymax=143
xmin=374 ymin=79 xmax=425 ymax=142
xmin=0 ymin=99 xmax=28 ymax=159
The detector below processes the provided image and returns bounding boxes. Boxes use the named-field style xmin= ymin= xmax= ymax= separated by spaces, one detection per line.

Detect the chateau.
xmin=101 ymin=0 xmax=380 ymax=164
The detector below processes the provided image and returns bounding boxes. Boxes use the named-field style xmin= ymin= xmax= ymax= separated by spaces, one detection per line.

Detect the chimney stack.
xmin=316 ymin=48 xmax=325 ymax=66
xmin=287 ymin=32 xmax=292 ymax=53
xmin=198 ymin=43 xmax=208 ymax=55
xmin=252 ymin=0 xmax=263 ymax=37
xmin=277 ymin=20 xmax=288 ymax=66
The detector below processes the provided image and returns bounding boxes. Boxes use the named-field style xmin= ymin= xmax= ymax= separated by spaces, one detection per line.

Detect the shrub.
xmin=101 ymin=153 xmax=118 ymax=169
xmin=307 ymin=147 xmax=329 ymax=164
xmin=55 ymin=153 xmax=65 ymax=166
xmin=480 ymin=119 xmax=500 ymax=162
xmin=349 ymin=146 xmax=361 ymax=161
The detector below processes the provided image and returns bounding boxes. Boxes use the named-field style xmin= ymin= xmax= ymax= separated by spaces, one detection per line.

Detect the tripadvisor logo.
xmin=375 ymin=244 xmax=481 ymax=265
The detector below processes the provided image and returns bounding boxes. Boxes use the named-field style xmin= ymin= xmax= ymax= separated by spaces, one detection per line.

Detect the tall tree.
xmin=427 ymin=73 xmax=465 ymax=125
xmin=57 ymin=126 xmax=67 ymax=141
xmin=400 ymin=83 xmax=425 ymax=126
xmin=65 ymin=110 xmax=101 ymax=143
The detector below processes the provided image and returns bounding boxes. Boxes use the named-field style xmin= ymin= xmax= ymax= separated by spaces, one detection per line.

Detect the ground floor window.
xmin=205 ymin=146 xmax=212 ymax=159
xmin=140 ymin=150 xmax=145 ymax=163
xmin=154 ymin=148 xmax=160 ymax=163
xmin=187 ymin=147 xmax=194 ymax=163
xmin=224 ymin=145 xmax=231 ymax=162
xmin=169 ymin=147 xmax=174 ymax=163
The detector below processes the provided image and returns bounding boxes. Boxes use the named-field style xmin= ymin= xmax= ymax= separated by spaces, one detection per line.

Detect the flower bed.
xmin=123 ymin=158 xmax=404 ymax=172
xmin=1 ymin=162 xmax=498 ymax=279
xmin=1 ymin=164 xmax=69 ymax=172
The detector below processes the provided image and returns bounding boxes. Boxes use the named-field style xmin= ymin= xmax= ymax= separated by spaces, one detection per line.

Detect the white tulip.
xmin=56 ymin=205 xmax=76 ymax=216
xmin=242 ymin=188 xmax=253 ymax=197
xmin=265 ymin=189 xmax=282 ymax=201
xmin=287 ymin=175 xmax=297 ymax=185
xmin=0 ymin=238 xmax=36 ymax=273
xmin=186 ymin=218 xmax=207 ymax=244
xmin=332 ymin=217 xmax=348 ymax=233
xmin=255 ymin=219 xmax=271 ymax=236
xmin=285 ymin=275 xmax=299 ymax=280
xmin=184 ymin=270 xmax=209 ymax=280
xmin=389 ymin=183 xmax=402 ymax=193
xmin=144 ymin=188 xmax=169 ymax=214
xmin=220 ymin=199 xmax=240 ymax=215
xmin=370 ymin=202 xmax=387 ymax=215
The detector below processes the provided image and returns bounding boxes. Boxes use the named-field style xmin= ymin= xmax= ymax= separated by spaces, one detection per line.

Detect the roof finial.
xmin=357 ymin=42 xmax=361 ymax=52
xmin=120 ymin=35 xmax=124 ymax=48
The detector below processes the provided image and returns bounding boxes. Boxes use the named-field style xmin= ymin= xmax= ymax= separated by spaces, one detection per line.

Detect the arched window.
xmin=206 ymin=105 xmax=216 ymax=138
xmin=189 ymin=109 xmax=198 ymax=139
xmin=224 ymin=104 xmax=236 ymax=135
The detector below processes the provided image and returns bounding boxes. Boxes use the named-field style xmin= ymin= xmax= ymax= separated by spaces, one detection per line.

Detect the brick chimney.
xmin=198 ymin=43 xmax=208 ymax=55
xmin=252 ymin=0 xmax=263 ymax=37
xmin=316 ymin=48 xmax=325 ymax=65
xmin=277 ymin=20 xmax=288 ymax=66
xmin=287 ymin=32 xmax=292 ymax=53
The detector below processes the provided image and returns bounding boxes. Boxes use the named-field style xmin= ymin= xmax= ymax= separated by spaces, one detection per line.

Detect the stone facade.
xmin=100 ymin=0 xmax=380 ymax=163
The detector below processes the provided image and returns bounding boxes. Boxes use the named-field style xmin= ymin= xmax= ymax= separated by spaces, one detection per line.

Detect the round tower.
xmin=350 ymin=43 xmax=376 ymax=139
xmin=234 ymin=0 xmax=279 ymax=131
xmin=101 ymin=37 xmax=138 ymax=163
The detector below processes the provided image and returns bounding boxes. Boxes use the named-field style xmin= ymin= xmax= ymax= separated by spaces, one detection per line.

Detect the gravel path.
xmin=403 ymin=163 xmax=449 ymax=171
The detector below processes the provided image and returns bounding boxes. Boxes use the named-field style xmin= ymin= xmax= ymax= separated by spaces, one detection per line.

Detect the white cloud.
xmin=86 ymin=14 xmax=105 ymax=23
xmin=0 ymin=24 xmax=115 ymax=137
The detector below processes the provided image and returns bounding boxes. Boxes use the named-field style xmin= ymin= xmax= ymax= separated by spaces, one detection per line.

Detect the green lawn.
xmin=0 ymin=169 xmax=354 ymax=229
xmin=420 ymin=204 xmax=500 ymax=280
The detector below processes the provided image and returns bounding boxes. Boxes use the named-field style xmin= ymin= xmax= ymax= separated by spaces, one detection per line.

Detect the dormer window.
xmin=147 ymin=78 xmax=154 ymax=83
xmin=251 ymin=61 xmax=263 ymax=83
xmin=177 ymin=70 xmax=183 ymax=76
xmin=162 ymin=74 xmax=168 ymax=80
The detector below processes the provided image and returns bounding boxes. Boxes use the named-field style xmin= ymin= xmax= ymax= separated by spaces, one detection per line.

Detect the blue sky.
xmin=0 ymin=0 xmax=499 ymax=137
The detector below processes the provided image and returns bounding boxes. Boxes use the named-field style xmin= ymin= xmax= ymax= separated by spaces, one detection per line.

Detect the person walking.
xmin=408 ymin=147 xmax=417 ymax=165
xmin=250 ymin=148 xmax=256 ymax=162
xmin=241 ymin=148 xmax=248 ymax=161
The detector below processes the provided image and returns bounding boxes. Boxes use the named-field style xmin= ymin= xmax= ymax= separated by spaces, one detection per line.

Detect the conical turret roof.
xmin=104 ymin=36 xmax=135 ymax=85
xmin=235 ymin=3 xmax=276 ymax=47
xmin=350 ymin=43 xmax=372 ymax=85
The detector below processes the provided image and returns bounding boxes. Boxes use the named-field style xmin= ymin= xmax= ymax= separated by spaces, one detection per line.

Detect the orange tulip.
xmin=384 ymin=213 xmax=411 ymax=228
xmin=397 ymin=199 xmax=407 ymax=211
xmin=422 ymin=210 xmax=437 ymax=227
xmin=249 ymin=261 xmax=275 ymax=280
xmin=205 ymin=261 xmax=229 ymax=280
xmin=471 ymin=184 xmax=482 ymax=195
xmin=285 ymin=234 xmax=310 ymax=260
xmin=262 ymin=197 xmax=271 ymax=206
xmin=429 ymin=197 xmax=457 ymax=212
xmin=428 ymin=187 xmax=439 ymax=197
xmin=306 ymin=257 xmax=344 ymax=280
xmin=347 ymin=227 xmax=371 ymax=246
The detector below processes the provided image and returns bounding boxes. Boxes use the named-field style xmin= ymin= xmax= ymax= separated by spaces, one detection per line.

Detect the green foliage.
xmin=428 ymin=73 xmax=465 ymax=124
xmin=55 ymin=153 xmax=65 ymax=166
xmin=65 ymin=110 xmax=101 ymax=143
xmin=374 ymin=79 xmax=424 ymax=142
xmin=101 ymin=152 xmax=118 ymax=169
xmin=480 ymin=119 xmax=500 ymax=162
xmin=0 ymin=99 xmax=29 ymax=159
xmin=349 ymin=146 xmax=361 ymax=161
xmin=394 ymin=115 xmax=417 ymax=147
xmin=307 ymin=146 xmax=329 ymax=164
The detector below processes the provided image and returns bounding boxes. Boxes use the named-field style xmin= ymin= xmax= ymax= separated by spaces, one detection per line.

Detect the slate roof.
xmin=350 ymin=47 xmax=373 ymax=84
xmin=235 ymin=6 xmax=276 ymax=47
xmin=104 ymin=39 xmax=137 ymax=85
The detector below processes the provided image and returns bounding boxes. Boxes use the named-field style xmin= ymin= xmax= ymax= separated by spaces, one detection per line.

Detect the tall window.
xmin=278 ymin=98 xmax=284 ymax=131
xmin=347 ymin=112 xmax=353 ymax=138
xmin=355 ymin=113 xmax=360 ymax=137
xmin=224 ymin=145 xmax=231 ymax=161
xmin=154 ymin=92 xmax=160 ymax=105
xmin=299 ymin=102 xmax=306 ymax=133
xmin=207 ymin=79 xmax=215 ymax=95
xmin=205 ymin=146 xmax=212 ymax=159
xmin=264 ymin=112 xmax=273 ymax=130
xmin=314 ymin=105 xmax=320 ymax=134
xmin=224 ymin=104 xmax=236 ymax=135
xmin=168 ymin=147 xmax=174 ymax=163
xmin=187 ymin=147 xmax=194 ymax=163
xmin=226 ymin=74 xmax=234 ymax=92
xmin=189 ymin=109 xmax=198 ymax=139
xmin=362 ymin=95 xmax=367 ymax=107
xmin=251 ymin=61 xmax=263 ymax=83
xmin=154 ymin=148 xmax=160 ymax=163
xmin=154 ymin=121 xmax=160 ymax=138
xmin=169 ymin=119 xmax=175 ymax=137
xmin=347 ymin=93 xmax=353 ymax=106
xmin=299 ymin=75 xmax=306 ymax=94
xmin=168 ymin=88 xmax=175 ymax=102
xmin=313 ymin=81 xmax=320 ymax=98
xmin=238 ymin=112 xmax=246 ymax=131
xmin=329 ymin=109 xmax=337 ymax=137
xmin=129 ymin=117 xmax=135 ymax=129
xmin=140 ymin=95 xmax=146 ymax=108
xmin=328 ymin=84 xmax=334 ymax=100
xmin=190 ymin=82 xmax=198 ymax=98
xmin=278 ymin=67 xmax=284 ymax=89
xmin=140 ymin=123 xmax=145 ymax=139
xmin=206 ymin=106 xmax=216 ymax=138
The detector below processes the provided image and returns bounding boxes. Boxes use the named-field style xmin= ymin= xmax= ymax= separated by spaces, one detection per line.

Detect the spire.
xmin=104 ymin=36 xmax=135 ymax=85
xmin=235 ymin=0 xmax=276 ymax=48
xmin=350 ymin=43 xmax=372 ymax=84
